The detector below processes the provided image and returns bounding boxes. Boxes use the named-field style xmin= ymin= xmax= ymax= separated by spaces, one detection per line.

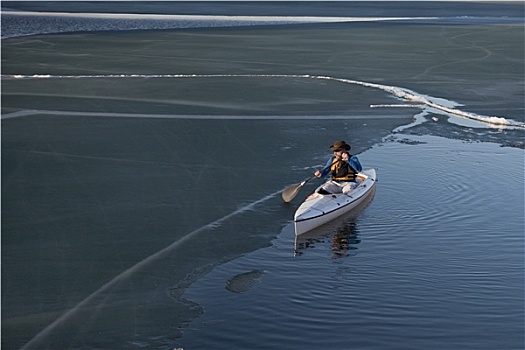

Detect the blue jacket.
xmin=319 ymin=154 xmax=362 ymax=178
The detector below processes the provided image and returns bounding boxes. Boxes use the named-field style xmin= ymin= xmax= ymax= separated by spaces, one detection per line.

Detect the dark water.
xmin=1 ymin=2 xmax=524 ymax=350
xmin=183 ymin=137 xmax=524 ymax=350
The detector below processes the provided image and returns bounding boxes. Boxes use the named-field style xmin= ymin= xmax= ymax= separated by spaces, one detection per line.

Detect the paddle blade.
xmin=281 ymin=182 xmax=303 ymax=203
xmin=356 ymin=172 xmax=369 ymax=181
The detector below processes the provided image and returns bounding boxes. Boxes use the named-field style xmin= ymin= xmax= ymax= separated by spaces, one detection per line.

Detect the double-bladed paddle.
xmin=281 ymin=159 xmax=342 ymax=203
xmin=281 ymin=175 xmax=316 ymax=203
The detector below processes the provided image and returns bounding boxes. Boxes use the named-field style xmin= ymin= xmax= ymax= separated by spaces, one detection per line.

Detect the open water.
xmin=2 ymin=2 xmax=524 ymax=350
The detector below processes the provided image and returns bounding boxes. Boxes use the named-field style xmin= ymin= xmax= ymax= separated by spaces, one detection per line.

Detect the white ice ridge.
xmin=316 ymin=75 xmax=523 ymax=128
xmin=2 ymin=73 xmax=524 ymax=129
xmin=19 ymin=188 xmax=281 ymax=350
xmin=3 ymin=10 xmax=438 ymax=24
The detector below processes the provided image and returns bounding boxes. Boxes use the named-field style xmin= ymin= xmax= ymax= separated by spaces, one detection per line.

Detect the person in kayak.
xmin=314 ymin=140 xmax=362 ymax=194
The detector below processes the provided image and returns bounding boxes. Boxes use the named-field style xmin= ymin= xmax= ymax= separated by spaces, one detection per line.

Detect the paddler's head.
xmin=329 ymin=140 xmax=351 ymax=153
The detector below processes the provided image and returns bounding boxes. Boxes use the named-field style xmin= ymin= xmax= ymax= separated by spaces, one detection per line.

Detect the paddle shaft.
xmin=281 ymin=158 xmax=343 ymax=203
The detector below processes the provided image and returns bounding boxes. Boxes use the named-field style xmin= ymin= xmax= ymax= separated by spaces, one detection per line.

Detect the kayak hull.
xmin=294 ymin=168 xmax=376 ymax=236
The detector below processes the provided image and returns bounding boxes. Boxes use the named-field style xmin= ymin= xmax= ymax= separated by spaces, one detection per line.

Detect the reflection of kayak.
xmin=294 ymin=168 xmax=377 ymax=236
xmin=293 ymin=186 xmax=375 ymax=256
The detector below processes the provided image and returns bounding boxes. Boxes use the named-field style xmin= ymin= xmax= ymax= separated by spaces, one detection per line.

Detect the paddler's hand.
xmin=314 ymin=170 xmax=322 ymax=178
xmin=341 ymin=153 xmax=349 ymax=162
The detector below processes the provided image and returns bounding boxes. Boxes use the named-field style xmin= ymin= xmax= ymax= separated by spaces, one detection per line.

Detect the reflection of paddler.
xmin=331 ymin=221 xmax=360 ymax=259
xmin=314 ymin=140 xmax=363 ymax=194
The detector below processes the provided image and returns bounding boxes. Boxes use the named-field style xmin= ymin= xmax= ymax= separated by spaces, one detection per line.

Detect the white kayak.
xmin=294 ymin=168 xmax=377 ymax=236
